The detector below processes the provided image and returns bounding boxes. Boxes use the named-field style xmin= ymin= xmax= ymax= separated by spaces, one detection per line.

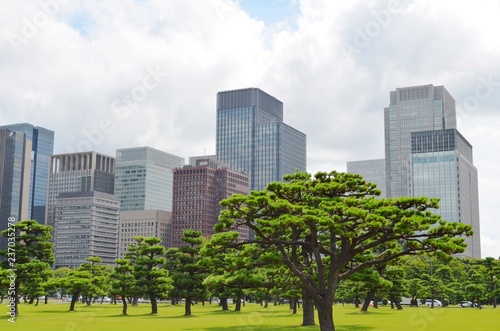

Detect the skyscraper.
xmin=0 ymin=128 xmax=31 ymax=250
xmin=216 ymin=88 xmax=306 ymax=191
xmin=0 ymin=123 xmax=54 ymax=224
xmin=384 ymin=84 xmax=480 ymax=258
xmin=114 ymin=147 xmax=184 ymax=212
xmin=384 ymin=85 xmax=456 ymax=197
xmin=53 ymin=191 xmax=119 ymax=268
xmin=170 ymin=157 xmax=249 ymax=247
xmin=46 ymin=151 xmax=116 ymax=228
xmin=411 ymin=129 xmax=480 ymax=257
xmin=347 ymin=159 xmax=386 ymax=198
xmin=118 ymin=210 xmax=172 ymax=258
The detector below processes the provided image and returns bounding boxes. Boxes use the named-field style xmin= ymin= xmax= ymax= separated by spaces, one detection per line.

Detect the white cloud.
xmin=1 ymin=0 xmax=499 ymax=258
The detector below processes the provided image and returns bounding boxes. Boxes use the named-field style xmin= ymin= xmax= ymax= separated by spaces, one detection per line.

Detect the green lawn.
xmin=1 ymin=301 xmax=498 ymax=331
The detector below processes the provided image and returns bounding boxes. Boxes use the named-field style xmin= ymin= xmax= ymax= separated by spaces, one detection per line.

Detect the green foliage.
xmin=201 ymin=240 xmax=268 ymax=312
xmin=78 ymin=256 xmax=112 ymax=303
xmin=216 ymin=171 xmax=473 ymax=330
xmin=166 ymin=230 xmax=208 ymax=315
xmin=0 ymin=220 xmax=54 ymax=315
xmin=63 ymin=256 xmax=112 ymax=310
xmin=111 ymin=258 xmax=135 ymax=315
xmin=125 ymin=236 xmax=172 ymax=314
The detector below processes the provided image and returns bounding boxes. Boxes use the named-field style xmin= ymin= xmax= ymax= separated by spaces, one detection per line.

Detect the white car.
xmin=425 ymin=299 xmax=442 ymax=307
xmin=458 ymin=301 xmax=477 ymax=308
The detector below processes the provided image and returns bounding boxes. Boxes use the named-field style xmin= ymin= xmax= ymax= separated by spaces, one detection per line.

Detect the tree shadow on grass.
xmin=185 ymin=326 xmax=308 ymax=331
xmin=184 ymin=325 xmax=373 ymax=331
xmin=336 ymin=326 xmax=374 ymax=331
xmin=346 ymin=311 xmax=392 ymax=315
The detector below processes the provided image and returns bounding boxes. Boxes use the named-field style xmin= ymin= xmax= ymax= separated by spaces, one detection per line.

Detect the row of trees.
xmin=335 ymin=255 xmax=500 ymax=310
xmin=1 ymin=171 xmax=497 ymax=331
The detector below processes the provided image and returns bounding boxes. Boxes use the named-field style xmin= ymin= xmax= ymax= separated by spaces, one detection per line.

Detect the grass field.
xmin=1 ymin=300 xmax=498 ymax=331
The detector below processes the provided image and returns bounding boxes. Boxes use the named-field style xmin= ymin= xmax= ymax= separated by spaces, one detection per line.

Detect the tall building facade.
xmin=0 ymin=129 xmax=31 ymax=250
xmin=170 ymin=157 xmax=249 ymax=247
xmin=216 ymin=88 xmax=306 ymax=191
xmin=114 ymin=147 xmax=184 ymax=212
xmin=411 ymin=129 xmax=480 ymax=257
xmin=118 ymin=210 xmax=172 ymax=258
xmin=346 ymin=159 xmax=386 ymax=198
xmin=384 ymin=85 xmax=456 ymax=197
xmin=384 ymin=84 xmax=480 ymax=258
xmin=0 ymin=123 xmax=54 ymax=223
xmin=46 ymin=152 xmax=115 ymax=228
xmin=53 ymin=191 xmax=119 ymax=268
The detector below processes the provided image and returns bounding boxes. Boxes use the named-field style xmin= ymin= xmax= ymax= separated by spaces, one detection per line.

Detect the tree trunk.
xmin=69 ymin=291 xmax=80 ymax=311
xmin=150 ymin=294 xmax=158 ymax=314
xmin=122 ymin=295 xmax=128 ymax=315
xmin=45 ymin=296 xmax=49 ymax=305
xmin=302 ymin=288 xmax=315 ymax=326
xmin=354 ymin=296 xmax=361 ymax=308
xmin=185 ymin=298 xmax=192 ymax=316
xmin=35 ymin=297 xmax=39 ymax=306
xmin=389 ymin=295 xmax=403 ymax=310
xmin=360 ymin=289 xmax=376 ymax=312
xmin=220 ymin=297 xmax=228 ymax=311
xmin=316 ymin=300 xmax=335 ymax=331
xmin=235 ymin=293 xmax=243 ymax=312
xmin=292 ymin=298 xmax=297 ymax=314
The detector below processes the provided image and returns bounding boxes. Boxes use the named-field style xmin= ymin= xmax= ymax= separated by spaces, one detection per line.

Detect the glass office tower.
xmin=411 ymin=129 xmax=480 ymax=258
xmin=384 ymin=85 xmax=456 ymax=197
xmin=0 ymin=129 xmax=31 ymax=250
xmin=114 ymin=146 xmax=184 ymax=211
xmin=347 ymin=159 xmax=386 ymax=198
xmin=0 ymin=123 xmax=54 ymax=224
xmin=383 ymin=84 xmax=480 ymax=258
xmin=216 ymin=88 xmax=306 ymax=191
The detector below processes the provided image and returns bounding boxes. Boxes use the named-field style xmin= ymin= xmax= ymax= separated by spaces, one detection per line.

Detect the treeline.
xmin=1 ymin=220 xmax=499 ymax=318
xmin=1 ymin=172 xmax=498 ymax=331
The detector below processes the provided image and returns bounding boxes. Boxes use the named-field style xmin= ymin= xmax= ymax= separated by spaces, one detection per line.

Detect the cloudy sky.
xmin=1 ymin=0 xmax=499 ymax=258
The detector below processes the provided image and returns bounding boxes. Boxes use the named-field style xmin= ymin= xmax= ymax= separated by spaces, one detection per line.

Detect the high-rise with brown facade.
xmin=170 ymin=156 xmax=249 ymax=247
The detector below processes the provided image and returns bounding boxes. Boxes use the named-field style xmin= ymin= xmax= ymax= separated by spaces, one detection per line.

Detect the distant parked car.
xmin=425 ymin=299 xmax=442 ymax=307
xmin=458 ymin=301 xmax=477 ymax=307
